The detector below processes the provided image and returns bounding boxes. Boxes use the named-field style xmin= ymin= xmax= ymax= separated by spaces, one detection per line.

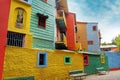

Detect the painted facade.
xmin=1 ymin=0 xmax=110 ymax=79
xmin=7 ymin=0 xmax=32 ymax=48
xmin=56 ymin=0 xmax=77 ymax=51
xmin=66 ymin=13 xmax=76 ymax=50
xmin=0 ymin=0 xmax=11 ymax=79
xmin=76 ymin=22 xmax=88 ymax=51
xmin=86 ymin=23 xmax=100 ymax=52
xmin=3 ymin=46 xmax=84 ymax=80
xmin=55 ymin=0 xmax=68 ymax=49
xmin=106 ymin=52 xmax=120 ymax=70
xmin=30 ymin=0 xmax=56 ymax=49
xmin=76 ymin=22 xmax=100 ymax=52
xmin=83 ymin=53 xmax=109 ymax=74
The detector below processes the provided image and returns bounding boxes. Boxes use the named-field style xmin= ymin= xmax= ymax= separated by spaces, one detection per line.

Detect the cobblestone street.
xmin=85 ymin=70 xmax=120 ymax=80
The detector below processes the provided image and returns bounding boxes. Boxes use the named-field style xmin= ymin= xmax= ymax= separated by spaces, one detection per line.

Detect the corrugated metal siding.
xmin=106 ymin=52 xmax=120 ymax=69
xmin=30 ymin=0 xmax=56 ymax=49
xmin=84 ymin=54 xmax=109 ymax=75
xmin=33 ymin=38 xmax=55 ymax=49
xmin=86 ymin=23 xmax=100 ymax=52
xmin=66 ymin=13 xmax=76 ymax=50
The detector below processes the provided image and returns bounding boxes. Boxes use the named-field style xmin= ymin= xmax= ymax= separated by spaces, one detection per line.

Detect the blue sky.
xmin=68 ymin=0 xmax=120 ymax=43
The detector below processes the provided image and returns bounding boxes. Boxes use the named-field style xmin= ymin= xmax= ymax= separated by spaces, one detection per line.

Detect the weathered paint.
xmin=106 ymin=52 xmax=120 ymax=69
xmin=3 ymin=46 xmax=84 ymax=80
xmin=86 ymin=23 xmax=100 ymax=52
xmin=30 ymin=0 xmax=56 ymax=49
xmin=84 ymin=54 xmax=109 ymax=75
xmin=0 ymin=0 xmax=10 ymax=79
xmin=8 ymin=0 xmax=32 ymax=34
xmin=76 ymin=22 xmax=88 ymax=51
xmin=66 ymin=13 xmax=76 ymax=50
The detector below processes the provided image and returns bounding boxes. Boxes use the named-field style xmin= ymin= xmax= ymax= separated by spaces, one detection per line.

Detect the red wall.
xmin=66 ymin=13 xmax=76 ymax=50
xmin=0 ymin=0 xmax=10 ymax=79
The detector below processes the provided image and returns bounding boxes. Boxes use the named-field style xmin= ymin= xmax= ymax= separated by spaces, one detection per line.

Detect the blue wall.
xmin=86 ymin=23 xmax=100 ymax=52
xmin=106 ymin=52 xmax=120 ymax=69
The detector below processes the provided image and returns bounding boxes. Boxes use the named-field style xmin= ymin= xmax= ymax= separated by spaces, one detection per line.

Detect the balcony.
xmin=56 ymin=10 xmax=66 ymax=32
xmin=55 ymin=33 xmax=67 ymax=49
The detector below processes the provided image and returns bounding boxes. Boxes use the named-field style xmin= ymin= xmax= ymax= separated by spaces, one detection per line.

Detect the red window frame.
xmin=42 ymin=0 xmax=48 ymax=2
xmin=88 ymin=40 xmax=93 ymax=45
xmin=37 ymin=13 xmax=48 ymax=28
xmin=83 ymin=54 xmax=89 ymax=66
xmin=93 ymin=26 xmax=97 ymax=31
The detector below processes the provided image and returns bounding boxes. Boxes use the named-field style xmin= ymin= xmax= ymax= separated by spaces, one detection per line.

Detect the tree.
xmin=114 ymin=34 xmax=120 ymax=51
xmin=112 ymin=38 xmax=116 ymax=45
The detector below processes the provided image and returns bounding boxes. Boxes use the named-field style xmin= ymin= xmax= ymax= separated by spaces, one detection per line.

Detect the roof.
xmin=77 ymin=51 xmax=101 ymax=55
xmin=111 ymin=48 xmax=120 ymax=52
xmin=100 ymin=45 xmax=117 ymax=48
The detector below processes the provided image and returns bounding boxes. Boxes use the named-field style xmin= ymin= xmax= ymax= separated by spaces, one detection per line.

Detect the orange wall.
xmin=76 ymin=22 xmax=88 ymax=50
xmin=66 ymin=13 xmax=76 ymax=50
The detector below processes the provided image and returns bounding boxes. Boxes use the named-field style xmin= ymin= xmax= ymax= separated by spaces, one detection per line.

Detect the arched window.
xmin=15 ymin=8 xmax=26 ymax=28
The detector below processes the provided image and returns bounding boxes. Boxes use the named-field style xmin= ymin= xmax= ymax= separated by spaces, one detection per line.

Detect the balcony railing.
xmin=55 ymin=33 xmax=67 ymax=49
xmin=56 ymin=10 xmax=66 ymax=32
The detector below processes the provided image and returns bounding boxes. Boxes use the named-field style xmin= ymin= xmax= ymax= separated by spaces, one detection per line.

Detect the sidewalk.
xmin=85 ymin=70 xmax=120 ymax=80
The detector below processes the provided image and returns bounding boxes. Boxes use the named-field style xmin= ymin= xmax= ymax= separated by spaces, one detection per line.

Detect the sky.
xmin=68 ymin=0 xmax=120 ymax=43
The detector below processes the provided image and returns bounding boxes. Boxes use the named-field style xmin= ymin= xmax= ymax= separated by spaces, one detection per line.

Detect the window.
xmin=64 ymin=56 xmax=72 ymax=64
xmin=93 ymin=26 xmax=97 ymax=31
xmin=15 ymin=8 xmax=25 ymax=28
xmin=101 ymin=55 xmax=105 ymax=64
xmin=88 ymin=40 xmax=93 ymax=45
xmin=7 ymin=31 xmax=25 ymax=47
xmin=37 ymin=13 xmax=48 ymax=28
xmin=20 ymin=0 xmax=32 ymax=4
xmin=83 ymin=54 xmax=89 ymax=66
xmin=75 ymin=26 xmax=78 ymax=33
xmin=23 ymin=0 xmax=28 ymax=2
xmin=37 ymin=52 xmax=48 ymax=67
xmin=42 ymin=0 xmax=48 ymax=2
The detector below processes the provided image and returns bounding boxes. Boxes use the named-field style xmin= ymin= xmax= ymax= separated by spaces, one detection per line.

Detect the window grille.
xmin=7 ymin=31 xmax=25 ymax=47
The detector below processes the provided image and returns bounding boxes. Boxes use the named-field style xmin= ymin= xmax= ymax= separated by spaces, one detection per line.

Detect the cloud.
xmin=68 ymin=0 xmax=120 ymax=43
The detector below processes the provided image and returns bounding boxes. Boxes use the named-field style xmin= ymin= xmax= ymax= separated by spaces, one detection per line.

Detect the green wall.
xmin=84 ymin=54 xmax=109 ymax=75
xmin=30 ymin=0 xmax=56 ymax=49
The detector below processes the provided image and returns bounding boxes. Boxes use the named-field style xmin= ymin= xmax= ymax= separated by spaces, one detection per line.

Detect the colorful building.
xmin=77 ymin=22 xmax=109 ymax=74
xmin=77 ymin=22 xmax=100 ymax=52
xmin=86 ymin=23 xmax=100 ymax=52
xmin=3 ymin=46 xmax=84 ymax=80
xmin=0 ymin=0 xmax=11 ymax=79
xmin=76 ymin=22 xmax=88 ymax=51
xmin=66 ymin=13 xmax=76 ymax=50
xmin=56 ymin=0 xmax=77 ymax=50
xmin=7 ymin=0 xmax=32 ymax=48
xmin=82 ymin=52 xmax=109 ymax=75
xmin=2 ymin=0 xmax=110 ymax=79
xmin=30 ymin=0 xmax=56 ymax=49
xmin=55 ymin=0 xmax=68 ymax=49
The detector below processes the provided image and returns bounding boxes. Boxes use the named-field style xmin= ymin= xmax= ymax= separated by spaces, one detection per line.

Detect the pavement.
xmin=84 ymin=70 xmax=120 ymax=80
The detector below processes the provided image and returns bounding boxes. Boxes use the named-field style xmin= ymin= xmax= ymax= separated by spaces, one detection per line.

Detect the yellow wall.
xmin=77 ymin=22 xmax=88 ymax=51
xmin=8 ymin=0 xmax=32 ymax=48
xmin=25 ymin=34 xmax=32 ymax=48
xmin=8 ymin=0 xmax=31 ymax=34
xmin=3 ymin=46 xmax=84 ymax=80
